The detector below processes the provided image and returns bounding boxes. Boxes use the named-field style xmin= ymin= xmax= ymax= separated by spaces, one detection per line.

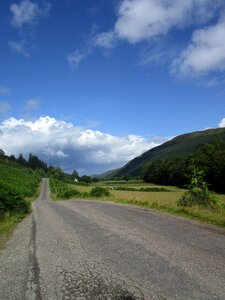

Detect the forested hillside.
xmin=0 ymin=153 xmax=45 ymax=219
xmin=112 ymin=128 xmax=225 ymax=178
xmin=143 ymin=139 xmax=225 ymax=193
xmin=0 ymin=151 xmax=49 ymax=247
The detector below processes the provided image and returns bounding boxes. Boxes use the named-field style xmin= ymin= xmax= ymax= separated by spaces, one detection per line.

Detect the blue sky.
xmin=0 ymin=0 xmax=225 ymax=175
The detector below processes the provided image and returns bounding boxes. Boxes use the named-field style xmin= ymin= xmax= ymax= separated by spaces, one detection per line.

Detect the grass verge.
xmin=0 ymin=182 xmax=41 ymax=251
xmin=0 ymin=212 xmax=27 ymax=250
xmin=58 ymin=180 xmax=225 ymax=229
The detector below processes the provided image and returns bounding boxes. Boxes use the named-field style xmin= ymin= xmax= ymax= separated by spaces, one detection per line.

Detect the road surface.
xmin=0 ymin=178 xmax=225 ymax=299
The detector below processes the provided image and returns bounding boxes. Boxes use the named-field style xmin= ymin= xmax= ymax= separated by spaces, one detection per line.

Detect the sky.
xmin=0 ymin=0 xmax=225 ymax=175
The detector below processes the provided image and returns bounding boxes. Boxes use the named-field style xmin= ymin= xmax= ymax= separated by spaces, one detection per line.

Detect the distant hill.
xmin=110 ymin=128 xmax=225 ymax=178
xmin=94 ymin=168 xmax=120 ymax=179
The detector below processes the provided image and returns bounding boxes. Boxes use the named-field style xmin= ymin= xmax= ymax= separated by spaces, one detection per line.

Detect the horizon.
xmin=0 ymin=0 xmax=225 ymax=174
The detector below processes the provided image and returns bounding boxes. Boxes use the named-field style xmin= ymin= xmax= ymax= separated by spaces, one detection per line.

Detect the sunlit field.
xmin=65 ymin=180 xmax=225 ymax=228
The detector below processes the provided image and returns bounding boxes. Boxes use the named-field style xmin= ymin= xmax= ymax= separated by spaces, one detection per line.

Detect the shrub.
xmin=58 ymin=188 xmax=81 ymax=199
xmin=49 ymin=177 xmax=81 ymax=199
xmin=0 ymin=180 xmax=30 ymax=217
xmin=177 ymin=170 xmax=220 ymax=208
xmin=89 ymin=187 xmax=110 ymax=197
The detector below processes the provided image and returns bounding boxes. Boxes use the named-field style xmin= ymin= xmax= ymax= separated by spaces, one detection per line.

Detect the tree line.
xmin=0 ymin=150 xmax=48 ymax=174
xmin=142 ymin=139 xmax=225 ymax=193
xmin=0 ymin=149 xmax=96 ymax=183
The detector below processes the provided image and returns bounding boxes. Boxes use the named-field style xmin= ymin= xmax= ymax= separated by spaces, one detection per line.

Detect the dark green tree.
xmin=177 ymin=169 xmax=219 ymax=208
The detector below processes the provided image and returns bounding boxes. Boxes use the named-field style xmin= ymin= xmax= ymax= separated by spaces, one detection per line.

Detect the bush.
xmin=89 ymin=187 xmax=110 ymax=197
xmin=0 ymin=180 xmax=30 ymax=217
xmin=58 ymin=188 xmax=81 ymax=199
xmin=49 ymin=177 xmax=81 ymax=199
xmin=177 ymin=170 xmax=220 ymax=208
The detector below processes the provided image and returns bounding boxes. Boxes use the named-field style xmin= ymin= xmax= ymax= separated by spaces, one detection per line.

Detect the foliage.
xmin=49 ymin=166 xmax=65 ymax=180
xmin=177 ymin=170 xmax=219 ymax=208
xmin=49 ymin=177 xmax=81 ymax=199
xmin=110 ymin=186 xmax=170 ymax=192
xmin=143 ymin=157 xmax=189 ymax=187
xmin=50 ymin=178 xmax=111 ymax=199
xmin=72 ymin=170 xmax=79 ymax=180
xmin=80 ymin=175 xmax=93 ymax=184
xmin=112 ymin=127 xmax=225 ymax=178
xmin=27 ymin=153 xmax=48 ymax=173
xmin=0 ymin=159 xmax=40 ymax=197
xmin=0 ymin=156 xmax=42 ymax=220
xmin=0 ymin=180 xmax=30 ymax=218
xmin=89 ymin=186 xmax=110 ymax=197
xmin=143 ymin=139 xmax=225 ymax=193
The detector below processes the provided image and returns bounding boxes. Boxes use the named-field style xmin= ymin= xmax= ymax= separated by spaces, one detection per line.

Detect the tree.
xmin=177 ymin=169 xmax=219 ymax=208
xmin=50 ymin=166 xmax=65 ymax=180
xmin=27 ymin=153 xmax=48 ymax=173
xmin=72 ymin=170 xmax=79 ymax=181
xmin=0 ymin=149 xmax=5 ymax=158
xmin=80 ymin=175 xmax=92 ymax=184
xmin=17 ymin=154 xmax=27 ymax=166
xmin=122 ymin=174 xmax=131 ymax=181
xmin=8 ymin=155 xmax=16 ymax=162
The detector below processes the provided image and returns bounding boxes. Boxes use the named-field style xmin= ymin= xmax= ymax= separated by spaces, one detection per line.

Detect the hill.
xmin=0 ymin=158 xmax=40 ymax=198
xmin=0 ymin=156 xmax=43 ymax=248
xmin=111 ymin=127 xmax=225 ymax=178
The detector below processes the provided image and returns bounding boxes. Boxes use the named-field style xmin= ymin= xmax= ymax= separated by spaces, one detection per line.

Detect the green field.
xmin=54 ymin=179 xmax=225 ymax=229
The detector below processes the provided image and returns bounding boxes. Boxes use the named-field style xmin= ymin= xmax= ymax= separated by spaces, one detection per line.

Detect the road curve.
xmin=1 ymin=178 xmax=225 ymax=299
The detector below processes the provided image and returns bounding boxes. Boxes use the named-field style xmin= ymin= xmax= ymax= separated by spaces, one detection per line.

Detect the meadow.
xmin=54 ymin=179 xmax=225 ymax=229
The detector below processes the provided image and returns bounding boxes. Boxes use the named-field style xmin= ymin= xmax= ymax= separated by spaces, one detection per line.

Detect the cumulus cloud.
xmin=172 ymin=19 xmax=225 ymax=77
xmin=96 ymin=0 xmax=223 ymax=46
xmin=25 ymin=99 xmax=40 ymax=110
xmin=0 ymin=102 xmax=11 ymax=114
xmin=92 ymin=0 xmax=225 ymax=81
xmin=219 ymin=118 xmax=225 ymax=128
xmin=0 ymin=116 xmax=163 ymax=174
xmin=10 ymin=0 xmax=50 ymax=28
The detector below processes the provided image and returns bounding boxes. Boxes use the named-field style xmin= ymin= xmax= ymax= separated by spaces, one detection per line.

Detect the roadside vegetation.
xmin=50 ymin=177 xmax=111 ymax=200
xmin=0 ymin=151 xmax=45 ymax=249
xmin=143 ymin=139 xmax=225 ymax=193
xmin=49 ymin=172 xmax=225 ymax=229
xmin=48 ymin=139 xmax=225 ymax=229
xmin=1 ymin=136 xmax=225 ymax=250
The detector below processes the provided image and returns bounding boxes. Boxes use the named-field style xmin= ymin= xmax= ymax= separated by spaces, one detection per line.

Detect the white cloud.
xmin=0 ymin=86 xmax=11 ymax=95
xmin=67 ymin=50 xmax=90 ymax=69
xmin=93 ymin=0 xmax=225 ymax=81
xmin=25 ymin=99 xmax=40 ymax=110
xmin=0 ymin=116 xmax=163 ymax=174
xmin=94 ymin=31 xmax=117 ymax=49
xmin=219 ymin=118 xmax=225 ymax=128
xmin=97 ymin=0 xmax=223 ymax=46
xmin=10 ymin=0 xmax=50 ymax=28
xmin=9 ymin=40 xmax=30 ymax=57
xmin=0 ymin=102 xmax=11 ymax=114
xmin=172 ymin=19 xmax=225 ymax=77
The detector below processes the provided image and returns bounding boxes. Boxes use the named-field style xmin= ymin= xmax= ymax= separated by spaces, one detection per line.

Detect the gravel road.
xmin=1 ymin=178 xmax=225 ymax=299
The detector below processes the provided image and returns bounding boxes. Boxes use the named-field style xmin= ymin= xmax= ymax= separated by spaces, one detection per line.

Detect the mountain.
xmin=110 ymin=127 xmax=225 ymax=178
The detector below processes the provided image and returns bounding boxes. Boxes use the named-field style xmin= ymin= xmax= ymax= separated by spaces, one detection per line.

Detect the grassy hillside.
xmin=112 ymin=128 xmax=225 ymax=178
xmin=0 ymin=159 xmax=40 ymax=197
xmin=0 ymin=158 xmax=41 ymax=249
